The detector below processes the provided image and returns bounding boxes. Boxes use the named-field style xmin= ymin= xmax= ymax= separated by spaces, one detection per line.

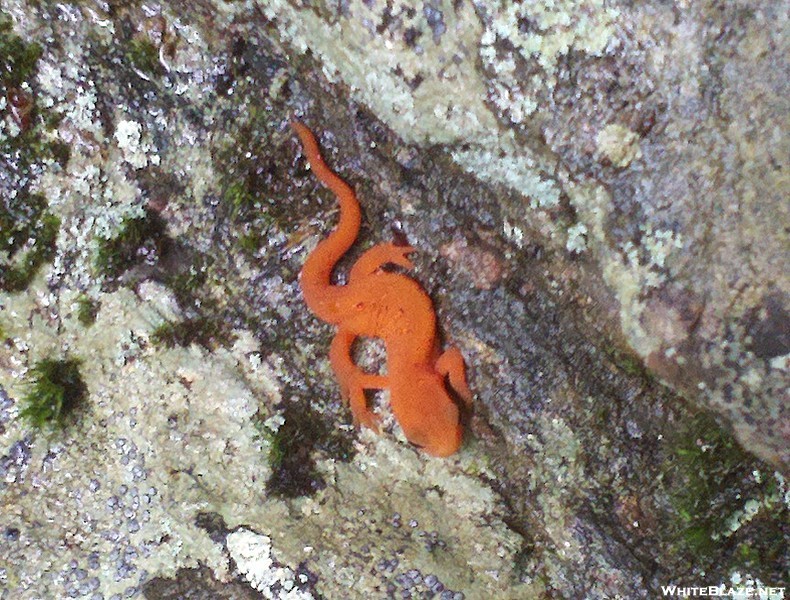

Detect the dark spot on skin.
xmin=390 ymin=226 xmax=410 ymax=247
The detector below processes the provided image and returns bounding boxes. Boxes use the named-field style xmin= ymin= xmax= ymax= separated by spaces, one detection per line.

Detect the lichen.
xmin=451 ymin=137 xmax=561 ymax=209
xmin=114 ymin=118 xmax=160 ymax=169
xmin=596 ymin=124 xmax=642 ymax=168
xmin=480 ymin=0 xmax=620 ymax=124
xmin=260 ymin=0 xmax=495 ymax=145
xmin=18 ymin=357 xmax=88 ymax=429
xmin=226 ymin=529 xmax=314 ymax=599
xmin=565 ymin=222 xmax=588 ymax=253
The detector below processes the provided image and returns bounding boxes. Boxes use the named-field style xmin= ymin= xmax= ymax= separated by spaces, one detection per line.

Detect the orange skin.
xmin=292 ymin=121 xmax=472 ymax=457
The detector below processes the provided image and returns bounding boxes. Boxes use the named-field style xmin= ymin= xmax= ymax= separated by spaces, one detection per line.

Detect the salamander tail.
xmin=292 ymin=121 xmax=362 ymax=317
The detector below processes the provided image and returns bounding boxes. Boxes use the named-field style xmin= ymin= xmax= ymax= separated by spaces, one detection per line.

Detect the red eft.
xmin=292 ymin=121 xmax=473 ymax=457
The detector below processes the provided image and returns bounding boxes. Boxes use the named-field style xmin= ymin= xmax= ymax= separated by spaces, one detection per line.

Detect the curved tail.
xmin=292 ymin=121 xmax=361 ymax=322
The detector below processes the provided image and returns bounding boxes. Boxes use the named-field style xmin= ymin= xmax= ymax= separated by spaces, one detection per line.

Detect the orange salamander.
xmin=292 ymin=120 xmax=472 ymax=457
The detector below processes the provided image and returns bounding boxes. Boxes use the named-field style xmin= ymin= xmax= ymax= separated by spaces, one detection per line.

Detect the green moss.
xmin=600 ymin=343 xmax=651 ymax=380
xmin=18 ymin=357 xmax=87 ymax=428
xmin=95 ymin=209 xmax=169 ymax=280
xmin=651 ymin=411 xmax=790 ymax=584
xmin=0 ymin=17 xmax=43 ymax=88
xmin=165 ymin=259 xmax=209 ymax=309
xmin=263 ymin=400 xmax=356 ymax=499
xmin=224 ymin=176 xmax=280 ymax=256
xmin=265 ymin=427 xmax=287 ymax=472
xmin=618 ymin=353 xmax=646 ymax=378
xmin=225 ymin=180 xmax=257 ymax=220
xmin=0 ymin=20 xmax=66 ymax=294
xmin=0 ymin=204 xmax=60 ymax=293
xmin=732 ymin=519 xmax=788 ymax=574
xmin=237 ymin=231 xmax=263 ymax=254
xmin=663 ymin=413 xmax=753 ymax=556
xmin=0 ymin=113 xmax=68 ymax=170
xmin=76 ymin=295 xmax=99 ymax=327
xmin=737 ymin=542 xmax=760 ymax=564
xmin=49 ymin=138 xmax=71 ymax=167
xmin=125 ymin=36 xmax=162 ymax=76
xmin=150 ymin=316 xmax=236 ymax=350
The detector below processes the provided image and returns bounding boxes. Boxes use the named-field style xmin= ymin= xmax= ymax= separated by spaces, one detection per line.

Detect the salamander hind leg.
xmin=329 ymin=329 xmax=386 ymax=431
xmin=435 ymin=347 xmax=473 ymax=407
xmin=348 ymin=386 xmax=381 ymax=432
xmin=349 ymin=242 xmax=415 ymax=281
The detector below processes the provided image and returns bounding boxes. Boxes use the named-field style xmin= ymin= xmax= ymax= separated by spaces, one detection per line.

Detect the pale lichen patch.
xmin=566 ymin=222 xmax=588 ymax=254
xmin=115 ymin=119 xmax=160 ymax=170
xmin=596 ymin=123 xmax=642 ymax=168
xmin=480 ymin=0 xmax=620 ymax=124
xmin=262 ymin=0 xmax=495 ymax=145
xmin=227 ymin=529 xmax=314 ymax=599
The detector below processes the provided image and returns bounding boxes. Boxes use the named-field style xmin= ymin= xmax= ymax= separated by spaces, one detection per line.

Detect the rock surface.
xmin=0 ymin=1 xmax=787 ymax=599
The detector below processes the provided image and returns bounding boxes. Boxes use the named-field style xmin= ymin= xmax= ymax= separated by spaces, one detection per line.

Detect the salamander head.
xmin=394 ymin=377 xmax=464 ymax=457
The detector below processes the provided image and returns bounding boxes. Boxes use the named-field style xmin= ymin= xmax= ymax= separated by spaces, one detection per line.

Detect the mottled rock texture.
xmin=0 ymin=1 xmax=787 ymax=599
xmin=260 ymin=0 xmax=789 ymax=471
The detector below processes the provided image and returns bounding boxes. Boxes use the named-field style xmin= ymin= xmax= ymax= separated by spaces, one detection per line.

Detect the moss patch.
xmin=222 ymin=174 xmax=279 ymax=257
xmin=214 ymin=75 xmax=291 ymax=258
xmin=95 ymin=208 xmax=169 ymax=280
xmin=262 ymin=399 xmax=355 ymax=499
xmin=76 ymin=295 xmax=99 ymax=327
xmin=0 ymin=19 xmax=63 ymax=293
xmin=18 ymin=357 xmax=88 ymax=429
xmin=165 ymin=257 xmax=209 ymax=309
xmin=125 ymin=35 xmax=162 ymax=77
xmin=663 ymin=413 xmax=760 ymax=556
xmin=150 ymin=316 xmax=236 ymax=350
xmin=93 ymin=209 xmax=237 ymax=351
xmin=0 ymin=17 xmax=43 ymax=88
xmin=0 ymin=192 xmax=60 ymax=293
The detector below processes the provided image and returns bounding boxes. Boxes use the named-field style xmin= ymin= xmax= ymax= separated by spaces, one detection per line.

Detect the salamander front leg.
xmin=435 ymin=347 xmax=473 ymax=407
xmin=349 ymin=242 xmax=415 ymax=281
xmin=329 ymin=328 xmax=386 ymax=431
